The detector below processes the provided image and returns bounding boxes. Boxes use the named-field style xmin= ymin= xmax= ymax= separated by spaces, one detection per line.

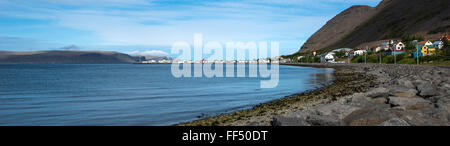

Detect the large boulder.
xmin=396 ymin=109 xmax=450 ymax=126
xmin=342 ymin=106 xmax=395 ymax=126
xmin=436 ymin=98 xmax=450 ymax=122
xmin=437 ymin=83 xmax=450 ymax=95
xmin=396 ymin=78 xmax=416 ymax=89
xmin=415 ymin=80 xmax=437 ymax=97
xmin=316 ymin=103 xmax=361 ymax=119
xmin=365 ymin=87 xmax=390 ymax=98
xmin=388 ymin=97 xmax=430 ymax=108
xmin=348 ymin=94 xmax=390 ymax=108
xmin=389 ymin=87 xmax=418 ymax=98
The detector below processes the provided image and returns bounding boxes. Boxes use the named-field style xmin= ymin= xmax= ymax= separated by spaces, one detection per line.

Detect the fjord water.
xmin=0 ymin=64 xmax=334 ymax=125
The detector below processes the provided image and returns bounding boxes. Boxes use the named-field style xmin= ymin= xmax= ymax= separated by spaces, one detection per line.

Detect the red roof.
xmin=418 ymin=40 xmax=430 ymax=45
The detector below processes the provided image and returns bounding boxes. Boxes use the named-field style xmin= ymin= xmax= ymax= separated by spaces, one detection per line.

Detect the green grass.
xmin=397 ymin=58 xmax=416 ymax=64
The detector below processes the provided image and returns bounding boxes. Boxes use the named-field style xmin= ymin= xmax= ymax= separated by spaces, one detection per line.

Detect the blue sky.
xmin=0 ymin=0 xmax=381 ymax=56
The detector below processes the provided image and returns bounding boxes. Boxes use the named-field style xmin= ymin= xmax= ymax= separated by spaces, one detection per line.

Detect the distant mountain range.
xmin=0 ymin=50 xmax=137 ymax=64
xmin=299 ymin=0 xmax=450 ymax=53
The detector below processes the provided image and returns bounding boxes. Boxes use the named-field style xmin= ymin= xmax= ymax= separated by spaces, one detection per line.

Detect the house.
xmin=383 ymin=45 xmax=390 ymax=51
xmin=345 ymin=50 xmax=354 ymax=57
xmin=324 ymin=52 xmax=335 ymax=62
xmin=419 ymin=44 xmax=436 ymax=56
xmin=384 ymin=41 xmax=406 ymax=55
xmin=381 ymin=43 xmax=391 ymax=51
xmin=354 ymin=49 xmax=367 ymax=56
xmin=280 ymin=58 xmax=291 ymax=63
xmin=433 ymin=41 xmax=443 ymax=49
xmin=374 ymin=46 xmax=382 ymax=52
xmin=312 ymin=49 xmax=317 ymax=56
xmin=392 ymin=42 xmax=405 ymax=51
xmin=418 ymin=40 xmax=433 ymax=46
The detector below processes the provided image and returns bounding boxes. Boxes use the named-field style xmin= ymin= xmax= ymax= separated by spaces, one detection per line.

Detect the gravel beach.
xmin=178 ymin=63 xmax=450 ymax=126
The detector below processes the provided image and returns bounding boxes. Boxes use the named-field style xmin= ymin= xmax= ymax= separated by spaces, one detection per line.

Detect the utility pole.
xmin=394 ymin=45 xmax=397 ymax=64
xmin=394 ymin=51 xmax=396 ymax=64
xmin=365 ymin=46 xmax=368 ymax=64
xmin=416 ymin=44 xmax=419 ymax=65
xmin=379 ymin=51 xmax=382 ymax=64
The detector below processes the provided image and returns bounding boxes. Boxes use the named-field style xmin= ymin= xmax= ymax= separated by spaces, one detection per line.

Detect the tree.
xmin=442 ymin=38 xmax=450 ymax=58
xmin=335 ymin=50 xmax=346 ymax=58
xmin=402 ymin=35 xmax=424 ymax=51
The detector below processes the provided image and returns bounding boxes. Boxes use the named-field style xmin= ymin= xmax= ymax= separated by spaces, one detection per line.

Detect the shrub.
xmin=381 ymin=55 xmax=394 ymax=63
xmin=351 ymin=55 xmax=363 ymax=63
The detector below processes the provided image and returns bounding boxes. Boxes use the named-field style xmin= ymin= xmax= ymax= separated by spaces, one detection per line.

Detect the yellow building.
xmin=420 ymin=45 xmax=436 ymax=56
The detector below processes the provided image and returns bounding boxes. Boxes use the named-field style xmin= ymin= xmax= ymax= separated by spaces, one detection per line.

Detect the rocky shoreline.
xmin=178 ymin=63 xmax=450 ymax=126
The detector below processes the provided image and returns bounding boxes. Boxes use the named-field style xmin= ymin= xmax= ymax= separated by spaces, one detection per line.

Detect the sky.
xmin=0 ymin=0 xmax=381 ymax=57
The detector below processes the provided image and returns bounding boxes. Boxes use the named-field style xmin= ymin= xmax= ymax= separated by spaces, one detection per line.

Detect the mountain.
xmin=0 ymin=50 xmax=136 ymax=64
xmin=299 ymin=0 xmax=450 ymax=53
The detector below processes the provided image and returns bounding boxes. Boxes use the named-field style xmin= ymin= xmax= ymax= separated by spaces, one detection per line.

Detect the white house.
xmin=375 ymin=46 xmax=382 ymax=52
xmin=434 ymin=41 xmax=444 ymax=49
xmin=354 ymin=50 xmax=367 ymax=56
xmin=324 ymin=52 xmax=335 ymax=61
xmin=392 ymin=42 xmax=405 ymax=51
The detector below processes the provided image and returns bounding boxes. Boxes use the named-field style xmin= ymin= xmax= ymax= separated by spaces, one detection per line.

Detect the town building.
xmin=433 ymin=41 xmax=444 ymax=49
xmin=324 ymin=52 xmax=335 ymax=62
xmin=418 ymin=40 xmax=433 ymax=46
xmin=354 ymin=49 xmax=367 ymax=56
xmin=420 ymin=44 xmax=436 ymax=56
xmin=392 ymin=42 xmax=405 ymax=51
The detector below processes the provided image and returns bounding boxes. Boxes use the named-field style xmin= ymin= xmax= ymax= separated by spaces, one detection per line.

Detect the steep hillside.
xmin=299 ymin=5 xmax=377 ymax=52
xmin=0 ymin=50 xmax=136 ymax=64
xmin=299 ymin=0 xmax=450 ymax=53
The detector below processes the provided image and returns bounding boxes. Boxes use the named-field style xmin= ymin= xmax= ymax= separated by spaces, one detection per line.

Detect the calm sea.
xmin=0 ymin=64 xmax=334 ymax=125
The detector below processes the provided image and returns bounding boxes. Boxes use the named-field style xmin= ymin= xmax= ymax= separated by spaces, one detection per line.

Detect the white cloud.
xmin=127 ymin=50 xmax=169 ymax=56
